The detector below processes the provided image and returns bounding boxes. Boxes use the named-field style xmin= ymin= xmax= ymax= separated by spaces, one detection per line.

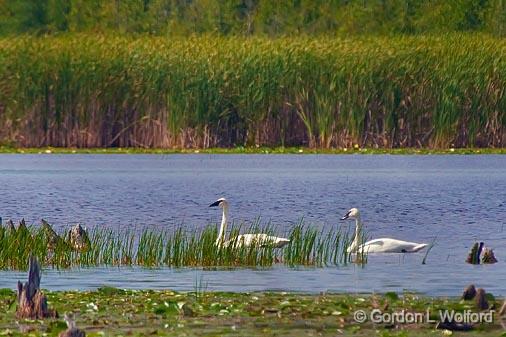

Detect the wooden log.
xmin=16 ymin=256 xmax=57 ymax=319
xmin=59 ymin=313 xmax=85 ymax=337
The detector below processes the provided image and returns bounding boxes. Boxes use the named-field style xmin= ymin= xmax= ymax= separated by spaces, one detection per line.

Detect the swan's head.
xmin=209 ymin=197 xmax=228 ymax=208
xmin=341 ymin=208 xmax=360 ymax=220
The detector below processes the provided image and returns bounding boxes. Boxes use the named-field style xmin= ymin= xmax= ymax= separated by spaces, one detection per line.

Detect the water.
xmin=0 ymin=154 xmax=504 ymax=295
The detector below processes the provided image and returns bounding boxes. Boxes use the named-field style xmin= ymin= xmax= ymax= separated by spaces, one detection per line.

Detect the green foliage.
xmin=0 ymin=221 xmax=355 ymax=269
xmin=1 ymin=0 xmax=506 ymax=36
xmin=0 ymin=34 xmax=503 ymax=149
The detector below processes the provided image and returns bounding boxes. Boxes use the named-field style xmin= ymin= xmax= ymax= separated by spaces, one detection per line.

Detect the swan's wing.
xmin=225 ymin=234 xmax=264 ymax=248
xmin=366 ymin=238 xmax=427 ymax=253
xmin=363 ymin=239 xmax=385 ymax=246
xmin=233 ymin=234 xmax=290 ymax=248
xmin=223 ymin=235 xmax=247 ymax=248
xmin=224 ymin=234 xmax=290 ymax=249
xmin=260 ymin=235 xmax=290 ymax=248
xmin=354 ymin=239 xmax=384 ymax=253
xmin=361 ymin=239 xmax=384 ymax=250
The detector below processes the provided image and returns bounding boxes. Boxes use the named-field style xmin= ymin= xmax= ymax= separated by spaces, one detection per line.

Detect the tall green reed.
xmin=0 ymin=220 xmax=357 ymax=270
xmin=0 ymin=34 xmax=503 ymax=149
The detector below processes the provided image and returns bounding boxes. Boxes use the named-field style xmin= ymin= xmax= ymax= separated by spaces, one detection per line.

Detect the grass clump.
xmin=0 ymin=220 xmax=357 ymax=270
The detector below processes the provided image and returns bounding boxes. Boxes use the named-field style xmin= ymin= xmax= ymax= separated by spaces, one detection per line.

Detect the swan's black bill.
xmin=209 ymin=200 xmax=222 ymax=207
xmin=341 ymin=211 xmax=351 ymax=220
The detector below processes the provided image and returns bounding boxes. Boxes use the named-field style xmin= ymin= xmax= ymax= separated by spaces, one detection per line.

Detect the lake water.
xmin=0 ymin=154 xmax=504 ymax=296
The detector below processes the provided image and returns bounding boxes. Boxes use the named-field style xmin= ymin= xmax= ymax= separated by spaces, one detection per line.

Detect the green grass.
xmin=0 ymin=34 xmax=504 ymax=149
xmin=0 ymin=220 xmax=359 ymax=270
xmin=0 ymin=289 xmax=502 ymax=336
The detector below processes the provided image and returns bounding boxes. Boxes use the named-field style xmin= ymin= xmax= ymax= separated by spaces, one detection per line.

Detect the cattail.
xmin=0 ymin=35 xmax=503 ymax=149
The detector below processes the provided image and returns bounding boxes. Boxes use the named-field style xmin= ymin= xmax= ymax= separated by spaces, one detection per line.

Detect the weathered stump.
xmin=59 ymin=313 xmax=85 ymax=337
xmin=18 ymin=218 xmax=29 ymax=233
xmin=16 ymin=256 xmax=58 ymax=319
xmin=465 ymin=242 xmax=497 ymax=264
xmin=7 ymin=219 xmax=16 ymax=233
xmin=475 ymin=288 xmax=489 ymax=310
xmin=67 ymin=224 xmax=91 ymax=252
xmin=481 ymin=248 xmax=498 ymax=264
xmin=466 ymin=242 xmax=483 ymax=264
xmin=462 ymin=284 xmax=477 ymax=300
xmin=42 ymin=219 xmax=68 ymax=251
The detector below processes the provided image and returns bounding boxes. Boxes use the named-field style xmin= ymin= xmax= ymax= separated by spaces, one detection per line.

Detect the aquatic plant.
xmin=1 ymin=288 xmax=500 ymax=336
xmin=0 ymin=34 xmax=504 ymax=149
xmin=0 ymin=220 xmax=357 ymax=270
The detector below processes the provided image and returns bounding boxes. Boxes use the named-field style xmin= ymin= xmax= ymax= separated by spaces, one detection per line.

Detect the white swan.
xmin=341 ymin=208 xmax=427 ymax=253
xmin=209 ymin=198 xmax=290 ymax=248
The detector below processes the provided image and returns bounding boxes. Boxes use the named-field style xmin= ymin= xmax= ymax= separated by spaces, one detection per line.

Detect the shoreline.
xmin=0 ymin=146 xmax=504 ymax=155
xmin=0 ymin=288 xmax=502 ymax=336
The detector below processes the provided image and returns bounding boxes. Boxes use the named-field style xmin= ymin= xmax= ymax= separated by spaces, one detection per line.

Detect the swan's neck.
xmin=216 ymin=205 xmax=228 ymax=245
xmin=350 ymin=216 xmax=363 ymax=252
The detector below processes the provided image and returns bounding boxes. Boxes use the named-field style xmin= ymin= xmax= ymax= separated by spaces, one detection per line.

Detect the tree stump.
xmin=481 ymin=248 xmax=498 ymax=264
xmin=42 ymin=219 xmax=68 ymax=251
xmin=16 ymin=256 xmax=58 ymax=319
xmin=462 ymin=284 xmax=477 ymax=300
xmin=475 ymin=288 xmax=489 ymax=310
xmin=7 ymin=219 xmax=16 ymax=233
xmin=466 ymin=242 xmax=483 ymax=264
xmin=67 ymin=224 xmax=91 ymax=252
xmin=18 ymin=218 xmax=29 ymax=233
xmin=59 ymin=313 xmax=85 ymax=337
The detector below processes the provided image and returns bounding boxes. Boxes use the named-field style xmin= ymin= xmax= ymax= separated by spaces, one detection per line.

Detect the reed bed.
xmin=0 ymin=34 xmax=504 ymax=149
xmin=0 ymin=221 xmax=362 ymax=270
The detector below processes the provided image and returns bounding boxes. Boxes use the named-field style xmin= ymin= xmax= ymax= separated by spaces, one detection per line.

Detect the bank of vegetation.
xmin=0 ymin=288 xmax=502 ymax=336
xmin=0 ymin=34 xmax=504 ymax=149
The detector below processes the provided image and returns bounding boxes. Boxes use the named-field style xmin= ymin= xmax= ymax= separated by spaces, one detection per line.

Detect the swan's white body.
xmin=223 ymin=233 xmax=290 ymax=249
xmin=343 ymin=208 xmax=427 ymax=254
xmin=210 ymin=198 xmax=290 ymax=248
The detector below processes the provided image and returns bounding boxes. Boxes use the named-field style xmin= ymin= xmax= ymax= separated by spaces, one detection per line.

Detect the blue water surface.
xmin=0 ymin=154 xmax=504 ymax=295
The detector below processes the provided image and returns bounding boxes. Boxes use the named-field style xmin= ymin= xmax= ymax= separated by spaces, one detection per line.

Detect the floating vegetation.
xmin=0 ymin=288 xmax=501 ymax=337
xmin=0 ymin=220 xmax=361 ymax=270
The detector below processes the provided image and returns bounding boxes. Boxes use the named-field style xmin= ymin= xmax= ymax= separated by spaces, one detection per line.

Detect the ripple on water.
xmin=0 ymin=154 xmax=504 ymax=295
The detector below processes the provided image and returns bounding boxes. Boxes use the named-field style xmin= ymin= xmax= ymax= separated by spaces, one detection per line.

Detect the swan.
xmin=209 ymin=197 xmax=290 ymax=248
xmin=341 ymin=208 xmax=427 ymax=253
